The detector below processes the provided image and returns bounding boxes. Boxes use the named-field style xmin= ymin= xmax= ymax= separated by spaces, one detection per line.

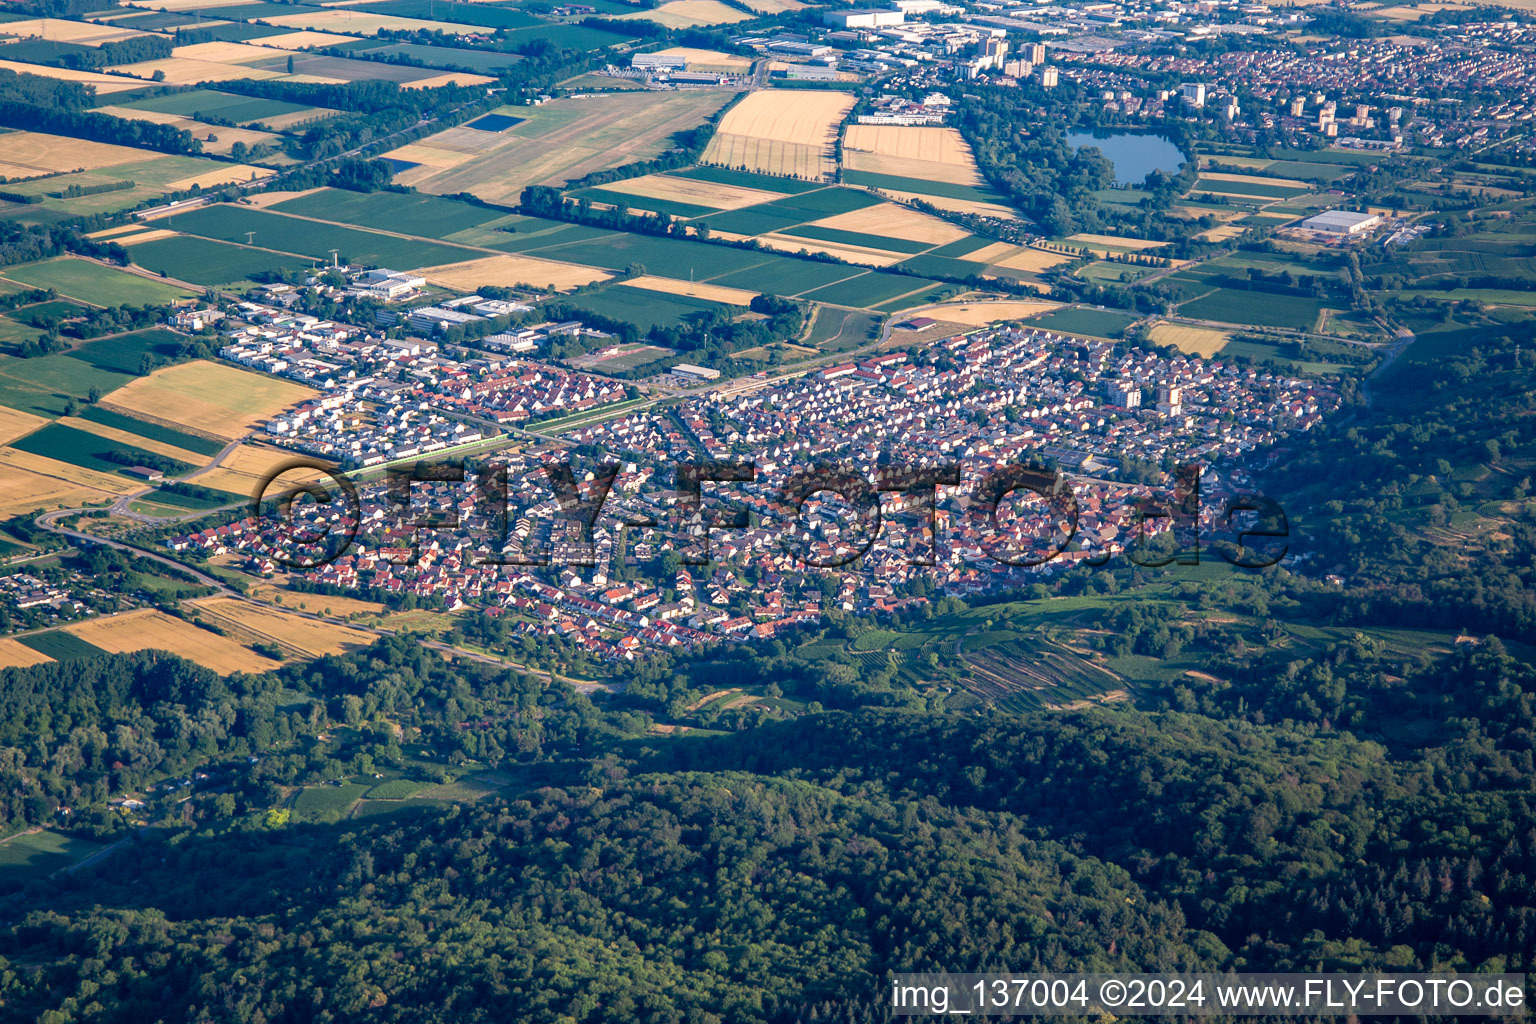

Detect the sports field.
xmin=1 ymin=258 xmax=196 ymax=307
xmin=190 ymin=597 xmax=377 ymax=659
xmin=1147 ymin=322 xmax=1231 ymax=357
xmin=702 ymin=90 xmax=854 ymax=181
xmin=389 ymin=92 xmax=735 ymax=203
xmin=65 ymin=608 xmax=282 ymax=675
xmin=417 ymin=254 xmax=611 ymax=290
xmin=103 ymin=360 xmax=318 ymax=441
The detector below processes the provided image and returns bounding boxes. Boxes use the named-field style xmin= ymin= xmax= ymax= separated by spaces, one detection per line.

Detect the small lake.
xmin=1068 ymin=131 xmax=1187 ymax=187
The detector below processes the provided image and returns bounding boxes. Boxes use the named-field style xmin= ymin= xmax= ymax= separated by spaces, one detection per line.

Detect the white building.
xmin=823 ymin=8 xmax=904 ymax=28
xmin=1299 ymin=210 xmax=1382 ymax=236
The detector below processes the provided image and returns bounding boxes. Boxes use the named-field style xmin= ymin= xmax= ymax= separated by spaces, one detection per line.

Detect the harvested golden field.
xmin=1065 ymin=233 xmax=1168 ymax=250
xmin=66 ymin=608 xmax=282 ymax=675
xmin=738 ymin=0 xmax=805 ymax=10
xmin=396 ymin=92 xmax=735 ymax=202
xmin=0 ymin=638 xmax=52 ymax=669
xmin=166 ymin=164 xmax=271 ymax=190
xmin=1196 ymin=224 xmax=1248 ymax=242
xmin=265 ymin=8 xmax=476 ymax=34
xmin=0 ymin=132 xmax=151 ymax=177
xmin=1147 ymin=322 xmax=1231 ymax=357
xmin=621 ymin=0 xmax=752 ymax=26
xmin=126 ymin=0 xmax=256 ymax=9
xmin=190 ymin=598 xmax=377 ymax=659
xmin=418 ymin=254 xmax=611 ymax=291
xmin=621 ymin=275 xmax=757 ymax=304
xmin=251 ymin=583 xmax=385 ymax=616
xmin=748 ymin=232 xmax=906 ymax=267
xmin=109 ymin=56 xmax=285 ymax=85
xmin=112 ymin=228 xmax=179 ymax=246
xmin=1 ymin=17 xmax=149 ymax=44
xmin=171 ymin=40 xmax=285 ymax=64
xmin=59 ymin=415 xmax=211 ymax=466
xmin=0 ymin=59 xmax=142 ymax=92
xmin=896 ymin=300 xmax=1060 ymax=326
xmin=0 ymin=454 xmax=125 ymax=517
xmin=0 ymin=446 xmax=143 ymax=495
xmin=104 ymin=361 xmax=318 ymax=441
xmin=403 ymin=72 xmax=495 ymax=89
xmin=256 ymin=30 xmax=367 ymax=49
xmin=702 ymin=89 xmax=854 ymax=181
xmin=813 ymin=201 xmax=968 ymax=246
xmin=0 ymin=405 xmax=47 ymax=446
xmin=1171 ymin=204 xmax=1245 ymax=222
xmin=85 ymin=224 xmax=144 ymax=239
xmin=598 ymin=172 xmax=787 ymax=211
xmin=1199 ymin=171 xmax=1308 ymax=189
xmin=648 ymin=46 xmax=753 ymax=71
xmin=92 ymin=106 xmax=281 ymax=158
xmin=841 ymin=125 xmax=986 ymax=185
xmin=985 ymin=246 xmax=1076 ymax=273
xmin=874 ymin=187 xmax=1020 ymax=221
xmin=194 ymin=442 xmax=330 ymax=497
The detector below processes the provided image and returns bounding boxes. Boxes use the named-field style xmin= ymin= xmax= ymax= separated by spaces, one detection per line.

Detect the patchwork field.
xmin=1147 ymin=321 xmax=1231 ymax=357
xmin=418 ymin=254 xmax=612 ymax=291
xmin=149 ymin=204 xmax=480 ymax=268
xmin=125 ymin=234 xmax=315 ymax=286
xmin=702 ymin=90 xmax=855 ymax=181
xmin=388 ymin=92 xmax=736 ymax=203
xmin=189 ymin=597 xmax=377 ymax=658
xmin=64 ymin=608 xmax=282 ymax=675
xmin=0 ymin=447 xmax=140 ymax=517
xmin=103 ymin=360 xmax=318 ymax=441
xmin=92 ymin=104 xmax=284 ymax=159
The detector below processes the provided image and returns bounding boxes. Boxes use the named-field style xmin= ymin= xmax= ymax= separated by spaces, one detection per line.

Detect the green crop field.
xmin=0 ymin=315 xmax=41 ymax=354
xmin=1194 ymin=177 xmax=1313 ymax=200
xmin=1 ymin=259 xmax=197 ymax=307
xmin=710 ymin=257 xmax=863 ymax=297
xmin=0 ymin=829 xmax=106 ymax=881
xmin=17 ymin=630 xmax=106 ymax=662
xmin=1024 ymin=307 xmax=1141 ymax=339
xmin=564 ymin=285 xmax=736 ymax=330
xmin=535 ymin=232 xmax=771 ymax=280
xmin=68 ymin=329 xmax=188 ymax=376
xmin=842 ymin=170 xmax=1008 ymax=205
xmin=291 ymin=782 xmax=370 ymax=822
xmin=116 ymin=89 xmax=327 ymax=126
xmin=797 ymin=272 xmax=937 ymax=309
xmin=805 ymin=305 xmax=879 ymax=350
xmin=926 ymin=235 xmax=1001 ymax=258
xmin=78 ymin=404 xmax=224 ymax=456
xmin=673 ymin=165 xmax=827 ymax=195
xmin=489 ymin=218 xmax=619 ymax=253
xmin=574 ymin=187 xmax=716 ymax=220
xmin=270 ymin=189 xmax=508 ymax=240
xmin=366 ymin=778 xmax=427 ymax=799
xmin=778 ymin=224 xmax=931 ymax=255
xmin=356 ymin=42 xmax=526 ymax=73
xmin=127 ymin=236 xmax=317 ymax=286
xmin=0 ymin=352 xmax=135 ymax=417
xmin=1178 ymin=289 xmax=1330 ymax=330
xmin=161 ymin=206 xmax=482 ymax=270
xmin=10 ymin=422 xmax=196 ymax=478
